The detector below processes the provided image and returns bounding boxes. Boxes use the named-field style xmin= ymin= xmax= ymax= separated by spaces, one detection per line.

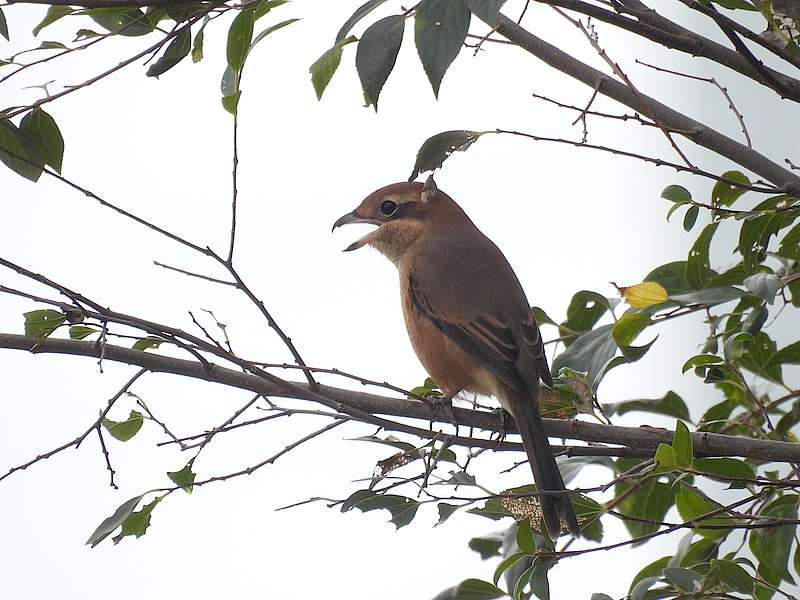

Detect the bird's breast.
xmin=399 ymin=268 xmax=497 ymax=400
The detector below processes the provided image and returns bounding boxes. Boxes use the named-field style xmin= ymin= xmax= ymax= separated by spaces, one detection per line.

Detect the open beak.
xmin=332 ymin=210 xmax=378 ymax=252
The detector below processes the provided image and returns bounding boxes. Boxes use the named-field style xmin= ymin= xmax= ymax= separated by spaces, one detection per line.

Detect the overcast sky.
xmin=2 ymin=2 xmax=798 ymax=598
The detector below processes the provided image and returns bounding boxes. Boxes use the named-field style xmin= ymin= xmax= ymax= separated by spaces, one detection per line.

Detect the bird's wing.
xmin=408 ymin=233 xmax=552 ymax=391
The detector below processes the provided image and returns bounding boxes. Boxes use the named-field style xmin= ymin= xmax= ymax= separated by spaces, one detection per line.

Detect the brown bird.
xmin=332 ymin=178 xmax=579 ymax=539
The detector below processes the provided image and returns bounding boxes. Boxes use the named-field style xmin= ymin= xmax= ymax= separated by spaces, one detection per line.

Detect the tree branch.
xmin=3 ymin=333 xmax=800 ymax=464
xmin=494 ymin=13 xmax=800 ymax=194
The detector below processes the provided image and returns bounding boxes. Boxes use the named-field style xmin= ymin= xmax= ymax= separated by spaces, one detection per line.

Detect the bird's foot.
xmin=429 ymin=395 xmax=458 ymax=432
xmin=492 ymin=407 xmax=512 ymax=447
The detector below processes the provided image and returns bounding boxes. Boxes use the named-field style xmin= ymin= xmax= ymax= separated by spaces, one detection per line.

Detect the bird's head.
xmin=332 ymin=177 xmax=455 ymax=262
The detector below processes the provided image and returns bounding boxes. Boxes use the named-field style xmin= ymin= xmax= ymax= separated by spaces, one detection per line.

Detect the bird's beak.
xmin=332 ymin=210 xmax=378 ymax=252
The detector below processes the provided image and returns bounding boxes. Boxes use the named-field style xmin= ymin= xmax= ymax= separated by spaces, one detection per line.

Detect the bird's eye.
xmin=380 ymin=200 xmax=398 ymax=217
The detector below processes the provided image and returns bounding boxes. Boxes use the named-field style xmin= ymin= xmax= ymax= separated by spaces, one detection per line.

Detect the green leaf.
xmin=493 ymin=551 xmax=529 ymax=586
xmin=738 ymin=332 xmax=783 ymax=383
xmin=769 ymin=340 xmax=800 ymax=367
xmin=707 ymin=262 xmax=748 ymax=288
xmin=355 ymin=14 xmax=405 ymax=108
xmin=686 ymin=223 xmax=719 ymax=289
xmin=670 ymin=286 xmax=744 ymax=306
xmin=33 ymin=6 xmax=74 ymax=37
xmin=454 ymin=579 xmax=506 ymax=600
xmin=612 ymin=312 xmax=651 ymax=346
xmin=227 ymin=8 xmax=254 ymax=71
xmin=249 ymin=18 xmax=298 ymax=53
xmin=340 ymin=489 xmax=420 ymax=529
xmin=654 ymin=443 xmax=676 ymax=469
xmin=682 ymin=354 xmax=723 ymax=373
xmin=616 ymin=478 xmax=674 ymax=539
xmin=528 ymin=557 xmax=552 ymax=600
xmin=629 ymin=556 xmax=669 ymax=594
xmin=712 ymin=170 xmax=750 ymax=206
xmin=87 ymin=8 xmax=154 ymax=36
xmin=468 ymin=532 xmax=504 ymax=559
xmin=24 ymin=309 xmax=66 ymax=338
xmin=672 ymin=420 xmax=693 ymax=468
xmin=252 ymin=0 xmax=288 ymax=21
xmin=552 ymin=325 xmax=616 ymax=392
xmin=86 ymin=495 xmax=144 ymax=547
xmin=723 ymin=331 xmax=754 ymax=361
xmin=683 ymin=205 xmax=699 ymax=231
xmin=630 ymin=576 xmax=660 ymax=600
xmin=467 ymin=496 xmax=512 ymax=520
xmin=750 ymin=496 xmax=798 ymax=584
xmin=74 ymin=28 xmax=101 ymax=41
xmin=743 ymin=272 xmax=780 ymax=304
xmin=675 ymin=485 xmax=731 ymax=539
xmin=693 ymin=457 xmax=754 ymax=481
xmin=712 ymin=559 xmax=755 ymax=593
xmin=102 ymin=410 xmax=144 ymax=442
xmin=167 ymin=461 xmax=196 ymax=494
xmin=645 ymin=261 xmax=692 ymax=295
xmin=414 ymin=0 xmax=470 ymax=97
xmin=69 ymin=325 xmax=98 ymax=340
xmin=557 ymin=456 xmax=614 ymax=485
xmin=560 ymin=290 xmax=612 ymax=340
xmin=436 ymin=502 xmax=460 ymax=525
xmin=663 ymin=567 xmax=703 ymax=593
xmin=468 ymin=0 xmax=504 ymax=24
xmin=590 ymin=595 xmax=613 ymax=600
xmin=336 ymin=0 xmax=389 ymax=41
xmin=604 ymin=391 xmax=690 ymax=420
xmin=310 ymin=36 xmax=357 ymax=100
xmin=192 ymin=19 xmax=206 ymax=63
xmin=409 ymin=129 xmax=484 ymax=179
xmin=0 ymin=7 xmax=8 ymax=40
xmin=146 ymin=28 xmax=191 ymax=77
xmin=221 ymin=92 xmax=241 ymax=114
xmin=116 ymin=495 xmax=163 ymax=542
xmin=0 ymin=120 xmax=44 ymax=181
xmin=132 ymin=336 xmax=163 ymax=351
xmin=19 ymin=107 xmax=64 ymax=173
xmin=515 ymin=518 xmax=535 ymax=553
xmin=662 ymin=184 xmax=692 ymax=204
xmin=738 ymin=195 xmax=799 ymax=273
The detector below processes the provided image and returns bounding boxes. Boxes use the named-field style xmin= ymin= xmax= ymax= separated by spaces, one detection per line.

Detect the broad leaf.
xmin=356 ymin=15 xmax=405 ymax=108
xmin=409 ymin=129 xmax=484 ymax=179
xmin=414 ymin=0 xmax=470 ymax=97
xmin=336 ymin=0 xmax=389 ymax=41
xmin=146 ymin=28 xmax=191 ymax=77
xmin=686 ymin=223 xmax=719 ymax=289
xmin=0 ymin=120 xmax=44 ymax=181
xmin=310 ymin=36 xmax=356 ymax=100
xmin=86 ymin=495 xmax=144 ymax=547
xmin=103 ymin=410 xmax=144 ymax=442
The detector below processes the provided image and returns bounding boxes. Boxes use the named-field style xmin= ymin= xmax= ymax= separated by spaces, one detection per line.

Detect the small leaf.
xmin=723 ymin=331 xmax=754 ymax=361
xmin=612 ymin=312 xmax=652 ymax=346
xmin=454 ymin=579 xmax=506 ymax=600
xmin=414 ymin=0 xmax=470 ymax=97
xmin=681 ymin=354 xmax=724 ymax=373
xmin=630 ymin=576 xmax=660 ymax=600
xmin=0 ymin=7 xmax=8 ymax=40
xmin=132 ymin=336 xmax=163 ymax=351
xmin=192 ymin=18 xmax=208 ymax=63
xmin=515 ymin=518 xmax=535 ymax=553
xmin=102 ymin=410 xmax=144 ymax=442
xmin=20 ymin=107 xmax=64 ymax=173
xmin=115 ymin=495 xmax=163 ymax=542
xmin=336 ymin=0 xmax=389 ymax=41
xmin=227 ymin=8 xmax=254 ymax=71
xmin=310 ymin=36 xmax=356 ymax=100
xmin=468 ymin=532 xmax=503 ymax=559
xmin=672 ymin=421 xmax=693 ymax=468
xmin=686 ymin=223 xmax=720 ymax=289
xmin=24 ymin=309 xmax=67 ymax=338
xmin=69 ymin=325 xmax=98 ymax=340
xmin=88 ymin=8 xmax=154 ymax=36
xmin=552 ymin=325 xmax=616 ymax=392
xmin=743 ymin=272 xmax=781 ymax=304
xmin=493 ymin=551 xmax=528 ymax=586
xmin=409 ymin=129 xmax=484 ymax=179
xmin=749 ymin=496 xmax=798 ymax=584
xmin=712 ymin=559 xmax=754 ymax=593
xmin=167 ymin=461 xmax=196 ymax=494
xmin=619 ymin=281 xmax=668 ymax=308
xmin=663 ymin=567 xmax=703 ymax=593
xmin=675 ymin=485 xmax=731 ymax=539
xmin=33 ymin=5 xmax=74 ymax=37
xmin=693 ymin=458 xmax=754 ymax=481
xmin=604 ymin=390 xmax=690 ymax=421
xmin=654 ymin=443 xmax=676 ymax=469
xmin=86 ymin=495 xmax=144 ymax=547
xmin=340 ymin=489 xmax=420 ymax=529
xmin=0 ymin=120 xmax=44 ymax=181
xmin=146 ymin=28 xmax=191 ymax=77
xmin=670 ymin=287 xmax=744 ymax=305
xmin=355 ymin=14 xmax=406 ymax=108
xmin=662 ymin=184 xmax=691 ymax=203
xmin=712 ymin=170 xmax=750 ymax=207
xmin=249 ymin=18 xmax=298 ymax=53
xmin=683 ymin=205 xmax=699 ymax=231
xmin=436 ymin=502 xmax=460 ymax=525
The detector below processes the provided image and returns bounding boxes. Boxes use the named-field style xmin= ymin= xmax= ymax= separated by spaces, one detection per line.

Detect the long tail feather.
xmin=505 ymin=388 xmax=580 ymax=539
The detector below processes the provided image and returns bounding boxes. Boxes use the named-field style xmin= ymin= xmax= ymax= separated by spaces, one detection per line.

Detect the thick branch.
xmin=3 ymin=333 xmax=800 ymax=464
xmin=494 ymin=14 xmax=800 ymax=194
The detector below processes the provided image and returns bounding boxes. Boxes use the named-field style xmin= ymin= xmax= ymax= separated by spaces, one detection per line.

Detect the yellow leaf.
xmin=621 ymin=281 xmax=668 ymax=308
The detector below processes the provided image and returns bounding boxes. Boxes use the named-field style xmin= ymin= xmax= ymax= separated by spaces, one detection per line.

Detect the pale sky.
xmin=2 ymin=2 xmax=798 ymax=598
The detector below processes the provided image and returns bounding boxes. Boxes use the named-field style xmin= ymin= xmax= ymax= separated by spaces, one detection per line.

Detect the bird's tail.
xmin=505 ymin=388 xmax=580 ymax=539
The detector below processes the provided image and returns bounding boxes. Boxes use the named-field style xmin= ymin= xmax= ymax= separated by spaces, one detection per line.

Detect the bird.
xmin=332 ymin=177 xmax=579 ymax=539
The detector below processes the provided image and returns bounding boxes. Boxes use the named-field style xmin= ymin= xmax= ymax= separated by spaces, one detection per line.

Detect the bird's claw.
xmin=492 ymin=407 xmax=511 ymax=446
xmin=429 ymin=395 xmax=458 ymax=432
